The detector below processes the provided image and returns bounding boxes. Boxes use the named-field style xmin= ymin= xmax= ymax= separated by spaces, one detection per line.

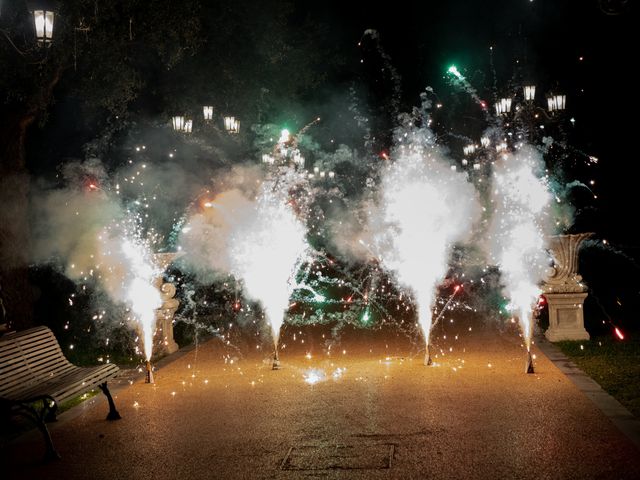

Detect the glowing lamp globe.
xmin=292 ymin=152 xmax=304 ymax=166
xmin=547 ymin=93 xmax=566 ymax=112
xmin=523 ymin=85 xmax=536 ymax=101
xmin=29 ymin=1 xmax=56 ymax=45
xmin=262 ymin=154 xmax=275 ymax=164
xmin=463 ymin=144 xmax=476 ymax=156
xmin=172 ymin=116 xmax=185 ymax=132
xmin=224 ymin=116 xmax=240 ymax=134
xmin=203 ymin=106 xmax=213 ymax=121
xmin=495 ymin=97 xmax=512 ymax=116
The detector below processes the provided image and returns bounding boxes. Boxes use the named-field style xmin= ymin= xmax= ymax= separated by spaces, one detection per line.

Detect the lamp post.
xmin=490 ymin=82 xmax=567 ymax=147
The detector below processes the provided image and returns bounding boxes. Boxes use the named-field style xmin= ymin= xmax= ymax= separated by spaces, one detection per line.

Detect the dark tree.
xmin=1 ymin=0 xmax=352 ymax=330
xmin=0 ymin=0 xmax=202 ymax=329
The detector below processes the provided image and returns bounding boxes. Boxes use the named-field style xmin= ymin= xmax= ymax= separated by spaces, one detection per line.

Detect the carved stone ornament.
xmin=543 ymin=233 xmax=593 ymax=294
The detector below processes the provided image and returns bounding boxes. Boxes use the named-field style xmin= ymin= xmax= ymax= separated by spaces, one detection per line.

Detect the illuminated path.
xmin=4 ymin=318 xmax=640 ymax=479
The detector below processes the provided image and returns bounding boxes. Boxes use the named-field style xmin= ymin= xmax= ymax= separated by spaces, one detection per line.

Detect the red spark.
xmin=614 ymin=327 xmax=624 ymax=340
xmin=83 ymin=174 xmax=100 ymax=191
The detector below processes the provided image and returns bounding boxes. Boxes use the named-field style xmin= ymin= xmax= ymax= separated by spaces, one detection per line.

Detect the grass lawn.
xmin=556 ymin=335 xmax=640 ymax=418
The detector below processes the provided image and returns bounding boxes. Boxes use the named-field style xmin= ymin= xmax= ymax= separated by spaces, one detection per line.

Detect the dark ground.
xmin=3 ymin=317 xmax=639 ymax=479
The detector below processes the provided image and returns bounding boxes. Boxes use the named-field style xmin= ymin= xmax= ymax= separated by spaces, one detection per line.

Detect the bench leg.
xmin=15 ymin=400 xmax=61 ymax=462
xmin=36 ymin=419 xmax=62 ymax=462
xmin=98 ymin=382 xmax=121 ymax=420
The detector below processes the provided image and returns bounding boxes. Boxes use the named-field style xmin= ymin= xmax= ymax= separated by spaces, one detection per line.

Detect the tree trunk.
xmin=0 ymin=112 xmax=36 ymax=330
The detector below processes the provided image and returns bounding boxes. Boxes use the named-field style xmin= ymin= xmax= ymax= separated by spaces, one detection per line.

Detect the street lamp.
xmin=28 ymin=1 xmax=56 ymax=46
xmin=224 ymin=116 xmax=240 ymax=134
xmin=183 ymin=119 xmax=193 ymax=133
xmin=292 ymin=151 xmax=304 ymax=167
xmin=172 ymin=115 xmax=185 ymax=132
xmin=463 ymin=144 xmax=476 ymax=156
xmin=203 ymin=106 xmax=213 ymax=121
xmin=495 ymin=97 xmax=512 ymax=116
xmin=546 ymin=93 xmax=566 ymax=113
xmin=523 ymin=85 xmax=536 ymax=102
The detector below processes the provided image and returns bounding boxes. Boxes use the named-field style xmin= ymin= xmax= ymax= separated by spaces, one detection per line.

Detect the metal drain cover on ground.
xmin=280 ymin=444 xmax=394 ymax=470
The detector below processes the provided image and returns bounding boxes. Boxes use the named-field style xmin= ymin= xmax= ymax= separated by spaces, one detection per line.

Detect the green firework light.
xmin=361 ymin=307 xmax=371 ymax=325
xmin=447 ymin=65 xmax=463 ymax=79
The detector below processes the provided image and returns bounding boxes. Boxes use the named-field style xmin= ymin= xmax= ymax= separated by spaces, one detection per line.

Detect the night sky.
xmin=317 ymin=0 xmax=635 ymax=237
xmin=31 ymin=1 xmax=635 ymax=238
xmin=13 ymin=0 xmax=638 ymax=332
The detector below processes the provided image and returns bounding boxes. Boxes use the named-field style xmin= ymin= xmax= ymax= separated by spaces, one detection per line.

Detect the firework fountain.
xmin=96 ymin=222 xmax=163 ymax=381
xmin=181 ymin=169 xmax=309 ymax=370
xmin=487 ymin=145 xmax=553 ymax=373
xmin=229 ymin=183 xmax=308 ymax=368
xmin=371 ymin=126 xmax=480 ymax=366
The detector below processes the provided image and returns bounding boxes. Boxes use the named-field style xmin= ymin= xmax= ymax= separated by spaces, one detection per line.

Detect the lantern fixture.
xmin=463 ymin=144 xmax=476 ymax=156
xmin=495 ymin=97 xmax=512 ymax=116
xmin=480 ymin=136 xmax=490 ymax=148
xmin=262 ymin=154 xmax=275 ymax=164
xmin=29 ymin=1 xmax=56 ymax=46
xmin=496 ymin=142 xmax=508 ymax=153
xmin=203 ymin=106 xmax=213 ymax=121
xmin=183 ymin=119 xmax=193 ymax=133
xmin=547 ymin=93 xmax=566 ymax=112
xmin=172 ymin=116 xmax=185 ymax=132
xmin=224 ymin=116 xmax=240 ymax=134
xmin=523 ymin=85 xmax=536 ymax=101
xmin=292 ymin=151 xmax=304 ymax=166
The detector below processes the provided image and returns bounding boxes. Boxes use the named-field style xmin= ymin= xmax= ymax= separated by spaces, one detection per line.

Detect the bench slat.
xmin=0 ymin=347 xmax=70 ymax=378
xmin=5 ymin=364 xmax=119 ymax=403
xmin=0 ymin=326 xmax=120 ymax=406
xmin=0 ymin=364 xmax=78 ymax=396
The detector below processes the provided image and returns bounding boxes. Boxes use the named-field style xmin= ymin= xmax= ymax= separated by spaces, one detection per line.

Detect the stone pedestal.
xmin=544 ymin=292 xmax=590 ymax=341
xmin=152 ymin=252 xmax=183 ymax=355
xmin=543 ymin=233 xmax=592 ymax=342
xmin=154 ymin=281 xmax=180 ymax=354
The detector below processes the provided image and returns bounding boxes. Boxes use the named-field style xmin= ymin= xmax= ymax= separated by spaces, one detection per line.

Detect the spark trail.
xmin=487 ymin=146 xmax=553 ymax=350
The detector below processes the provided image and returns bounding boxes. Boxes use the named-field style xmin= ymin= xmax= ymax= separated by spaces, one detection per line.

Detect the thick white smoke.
xmin=370 ymin=140 xmax=481 ymax=348
xmin=32 ymin=181 xmax=161 ymax=360
xmin=180 ymin=173 xmax=309 ymax=348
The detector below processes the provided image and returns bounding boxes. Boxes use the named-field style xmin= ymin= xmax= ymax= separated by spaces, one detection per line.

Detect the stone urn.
xmin=542 ymin=233 xmax=592 ymax=341
xmin=152 ymin=252 xmax=184 ymax=354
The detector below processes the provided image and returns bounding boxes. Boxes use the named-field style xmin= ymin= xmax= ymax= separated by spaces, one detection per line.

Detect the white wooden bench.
xmin=0 ymin=326 xmax=121 ymax=461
